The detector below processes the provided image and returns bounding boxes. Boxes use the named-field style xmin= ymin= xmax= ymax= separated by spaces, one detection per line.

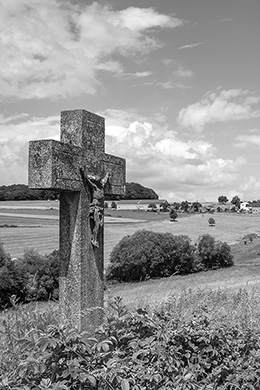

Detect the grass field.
xmin=1 ymin=200 xmax=260 ymax=259
xmin=1 ymin=200 xmax=260 ymax=307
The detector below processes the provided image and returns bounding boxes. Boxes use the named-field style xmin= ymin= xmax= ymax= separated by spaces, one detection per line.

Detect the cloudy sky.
xmin=1 ymin=0 xmax=260 ymax=202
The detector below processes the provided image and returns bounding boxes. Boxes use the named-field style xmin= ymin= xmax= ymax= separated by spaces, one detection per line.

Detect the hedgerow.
xmin=106 ymin=230 xmax=233 ymax=282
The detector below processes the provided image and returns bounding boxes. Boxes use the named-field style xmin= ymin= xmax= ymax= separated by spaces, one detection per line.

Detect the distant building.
xmin=108 ymin=199 xmax=166 ymax=211
xmin=240 ymin=202 xmax=252 ymax=212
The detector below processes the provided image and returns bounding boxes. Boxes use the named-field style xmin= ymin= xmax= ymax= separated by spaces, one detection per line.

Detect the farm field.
xmin=0 ymin=200 xmax=260 ymax=308
xmin=1 ymin=200 xmax=260 ymax=263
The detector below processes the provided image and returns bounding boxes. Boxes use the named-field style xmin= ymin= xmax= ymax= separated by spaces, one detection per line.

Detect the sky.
xmin=1 ymin=0 xmax=260 ymax=202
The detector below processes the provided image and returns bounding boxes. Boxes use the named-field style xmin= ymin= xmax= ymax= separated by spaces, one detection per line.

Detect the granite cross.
xmin=28 ymin=109 xmax=126 ymax=332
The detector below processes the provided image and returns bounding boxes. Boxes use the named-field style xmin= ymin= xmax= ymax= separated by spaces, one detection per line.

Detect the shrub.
xmin=208 ymin=217 xmax=215 ymax=226
xmin=19 ymin=249 xmax=59 ymax=302
xmin=0 ymin=242 xmax=28 ymax=309
xmin=111 ymin=201 xmax=117 ymax=209
xmin=3 ymin=293 xmax=260 ymax=390
xmin=169 ymin=208 xmax=177 ymax=221
xmin=106 ymin=230 xmax=196 ymax=282
xmin=107 ymin=231 xmax=234 ymax=283
xmin=197 ymin=234 xmax=233 ymax=269
xmin=0 ymin=247 xmax=60 ymax=309
xmin=160 ymin=200 xmax=170 ymax=212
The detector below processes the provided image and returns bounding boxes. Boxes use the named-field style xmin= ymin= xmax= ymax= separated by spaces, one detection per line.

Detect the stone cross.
xmin=28 ymin=109 xmax=126 ymax=332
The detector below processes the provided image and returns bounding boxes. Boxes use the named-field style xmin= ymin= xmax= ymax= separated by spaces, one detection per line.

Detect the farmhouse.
xmin=240 ymin=201 xmax=252 ymax=212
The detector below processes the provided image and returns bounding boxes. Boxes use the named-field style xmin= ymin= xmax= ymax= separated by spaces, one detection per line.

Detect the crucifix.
xmin=28 ymin=109 xmax=126 ymax=332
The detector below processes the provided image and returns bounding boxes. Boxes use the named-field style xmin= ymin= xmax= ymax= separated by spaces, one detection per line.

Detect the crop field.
xmin=1 ymin=200 xmax=260 ymax=261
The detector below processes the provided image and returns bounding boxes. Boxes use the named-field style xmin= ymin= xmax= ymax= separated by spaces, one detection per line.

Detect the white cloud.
xmin=178 ymin=42 xmax=202 ymax=50
xmin=235 ymin=130 xmax=260 ymax=148
xmin=0 ymin=114 xmax=59 ymax=185
xmin=0 ymin=0 xmax=182 ymax=99
xmin=132 ymin=71 xmax=153 ymax=78
xmin=238 ymin=176 xmax=260 ymax=195
xmin=174 ymin=65 xmax=193 ymax=78
xmin=103 ymin=108 xmax=246 ymax=200
xmin=95 ymin=61 xmax=123 ymax=75
xmin=178 ymin=89 xmax=260 ymax=132
xmin=0 ymin=108 xmax=250 ymax=201
xmin=117 ymin=7 xmax=180 ymax=31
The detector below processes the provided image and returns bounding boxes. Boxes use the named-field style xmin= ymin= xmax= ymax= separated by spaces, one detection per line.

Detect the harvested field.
xmin=1 ymin=200 xmax=260 ymax=266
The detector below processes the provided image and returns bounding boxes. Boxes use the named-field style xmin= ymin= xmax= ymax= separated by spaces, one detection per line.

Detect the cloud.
xmin=0 ymin=0 xmax=182 ymax=100
xmin=178 ymin=89 xmax=260 ymax=131
xmin=177 ymin=42 xmax=202 ymax=50
xmin=102 ymin=108 xmax=246 ymax=200
xmin=218 ymin=18 xmax=233 ymax=23
xmin=0 ymin=109 xmax=250 ymax=201
xmin=95 ymin=61 xmax=124 ymax=75
xmin=132 ymin=71 xmax=153 ymax=78
xmin=238 ymin=176 xmax=260 ymax=195
xmin=162 ymin=59 xmax=193 ymax=78
xmin=235 ymin=130 xmax=260 ymax=148
xmin=173 ymin=65 xmax=193 ymax=78
xmin=0 ymin=114 xmax=59 ymax=185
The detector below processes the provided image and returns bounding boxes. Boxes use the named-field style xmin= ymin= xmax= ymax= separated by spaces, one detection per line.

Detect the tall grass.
xmin=2 ymin=286 xmax=260 ymax=388
xmin=0 ymin=298 xmax=59 ymax=380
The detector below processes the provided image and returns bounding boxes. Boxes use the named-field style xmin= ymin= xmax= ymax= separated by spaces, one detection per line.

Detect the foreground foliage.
xmin=0 ymin=242 xmax=59 ymax=310
xmin=107 ymin=231 xmax=233 ymax=282
xmin=1 ymin=288 xmax=260 ymax=389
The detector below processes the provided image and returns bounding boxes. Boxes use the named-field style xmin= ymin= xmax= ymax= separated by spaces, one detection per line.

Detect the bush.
xmin=197 ymin=234 xmax=233 ymax=269
xmin=107 ymin=231 xmax=234 ymax=283
xmin=106 ymin=230 xmax=196 ymax=282
xmin=3 ymin=292 xmax=260 ymax=390
xmin=169 ymin=208 xmax=177 ymax=220
xmin=160 ymin=200 xmax=170 ymax=212
xmin=0 ymin=245 xmax=60 ymax=309
xmin=0 ymin=242 xmax=28 ymax=309
xmin=208 ymin=217 xmax=215 ymax=226
xmin=111 ymin=201 xmax=117 ymax=209
xmin=19 ymin=249 xmax=59 ymax=302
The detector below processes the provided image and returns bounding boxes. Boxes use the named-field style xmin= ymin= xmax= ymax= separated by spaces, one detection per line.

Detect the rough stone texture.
xmin=28 ymin=109 xmax=126 ymax=332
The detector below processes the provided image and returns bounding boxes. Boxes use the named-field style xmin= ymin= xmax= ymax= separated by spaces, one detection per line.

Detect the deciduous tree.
xmin=218 ymin=195 xmax=228 ymax=204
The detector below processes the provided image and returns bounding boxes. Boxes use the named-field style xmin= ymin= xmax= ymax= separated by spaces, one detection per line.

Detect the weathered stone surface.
xmin=29 ymin=113 xmax=125 ymax=195
xmin=28 ymin=109 xmax=126 ymax=332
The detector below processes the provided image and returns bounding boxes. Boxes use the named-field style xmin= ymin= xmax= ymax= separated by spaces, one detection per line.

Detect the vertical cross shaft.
xmin=59 ymin=110 xmax=105 ymax=332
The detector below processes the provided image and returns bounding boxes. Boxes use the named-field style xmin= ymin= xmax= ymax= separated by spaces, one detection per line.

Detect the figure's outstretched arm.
xmin=102 ymin=172 xmax=111 ymax=187
xmin=79 ymin=168 xmax=96 ymax=202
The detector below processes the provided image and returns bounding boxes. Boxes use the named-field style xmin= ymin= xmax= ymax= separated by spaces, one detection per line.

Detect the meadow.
xmin=1 ymin=199 xmax=260 ymax=259
xmin=1 ymin=201 xmax=260 ymax=388
xmin=0 ymin=200 xmax=260 ymax=306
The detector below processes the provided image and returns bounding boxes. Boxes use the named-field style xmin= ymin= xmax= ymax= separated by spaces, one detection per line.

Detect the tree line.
xmin=0 ymin=182 xmax=158 ymax=201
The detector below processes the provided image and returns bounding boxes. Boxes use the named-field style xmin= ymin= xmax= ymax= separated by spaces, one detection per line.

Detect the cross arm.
xmin=103 ymin=153 xmax=126 ymax=196
xmin=28 ymin=140 xmax=126 ymax=196
xmin=28 ymin=139 xmax=84 ymax=191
